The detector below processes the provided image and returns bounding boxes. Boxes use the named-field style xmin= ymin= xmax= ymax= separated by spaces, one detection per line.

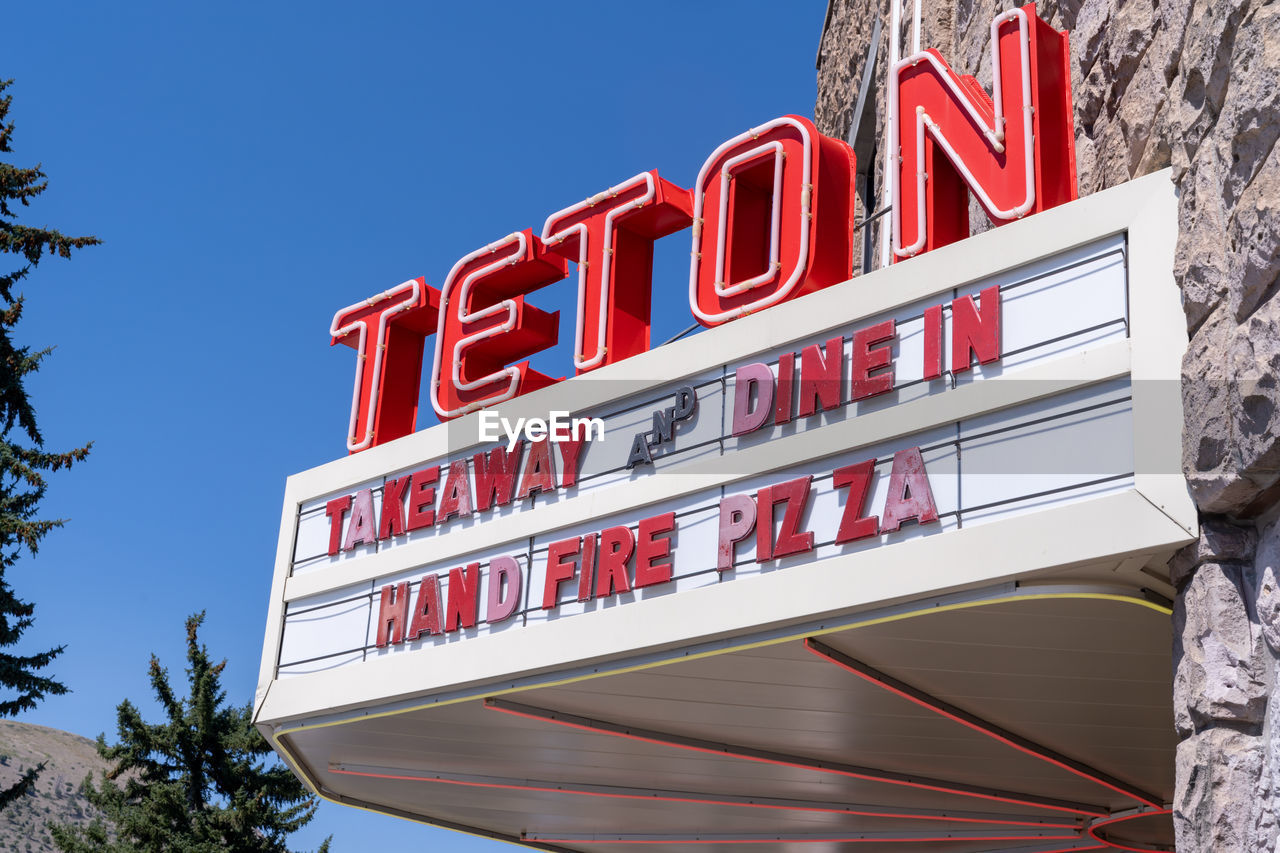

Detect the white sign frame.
xmin=255 ymin=170 xmax=1193 ymax=733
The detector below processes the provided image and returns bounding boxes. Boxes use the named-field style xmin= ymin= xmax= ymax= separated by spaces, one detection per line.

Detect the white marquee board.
xmin=255 ymin=171 xmax=1194 ymax=735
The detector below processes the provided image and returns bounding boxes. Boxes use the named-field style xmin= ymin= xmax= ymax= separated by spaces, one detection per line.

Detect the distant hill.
xmin=0 ymin=720 xmax=114 ymax=852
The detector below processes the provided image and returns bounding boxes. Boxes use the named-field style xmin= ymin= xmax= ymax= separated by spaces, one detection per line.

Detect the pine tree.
xmin=0 ymin=78 xmax=97 ymax=809
xmin=49 ymin=613 xmax=331 ymax=853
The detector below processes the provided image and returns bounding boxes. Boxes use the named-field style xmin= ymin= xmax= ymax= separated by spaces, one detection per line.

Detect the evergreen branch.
xmin=62 ymin=616 xmax=328 ymax=851
xmin=0 ymin=760 xmax=41 ymax=810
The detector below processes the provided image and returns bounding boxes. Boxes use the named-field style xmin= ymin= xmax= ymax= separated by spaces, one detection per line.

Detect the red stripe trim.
xmin=485 ymin=699 xmax=1106 ymax=817
xmin=328 ymin=765 xmax=1081 ymax=828
xmin=1085 ymin=808 xmax=1173 ymax=852
xmin=804 ymin=638 xmax=1165 ymax=809
xmin=528 ymin=835 xmax=1083 ymax=845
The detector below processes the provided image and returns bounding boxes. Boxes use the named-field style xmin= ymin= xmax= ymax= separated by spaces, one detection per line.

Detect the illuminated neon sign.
xmin=329 ymin=4 xmax=1073 ymax=453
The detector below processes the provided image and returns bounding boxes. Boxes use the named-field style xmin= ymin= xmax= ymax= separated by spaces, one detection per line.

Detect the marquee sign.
xmin=262 ymin=169 xmax=1190 ymax=691
xmin=256 ymin=9 xmax=1194 ymax=849
xmin=329 ymin=4 xmax=1075 ymax=454
xmin=312 ymin=281 xmax=1005 ymax=650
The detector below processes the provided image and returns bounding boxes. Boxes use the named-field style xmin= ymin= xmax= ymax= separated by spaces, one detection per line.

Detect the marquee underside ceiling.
xmin=277 ymin=586 xmax=1175 ymax=852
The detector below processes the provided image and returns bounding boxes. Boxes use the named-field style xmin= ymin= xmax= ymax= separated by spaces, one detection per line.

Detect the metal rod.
xmin=863 ymin=145 xmax=878 ymax=273
xmin=659 ymin=322 xmax=700 ymax=346
xmin=848 ymin=17 xmax=883 ymax=150
xmin=854 ymin=204 xmax=892 ymax=231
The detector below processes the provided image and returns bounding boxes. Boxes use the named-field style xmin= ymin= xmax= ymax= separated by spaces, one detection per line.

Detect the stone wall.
xmin=815 ymin=1 xmax=1280 ymax=850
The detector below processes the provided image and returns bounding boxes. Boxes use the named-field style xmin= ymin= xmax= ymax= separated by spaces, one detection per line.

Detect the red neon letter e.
xmin=430 ymin=230 xmax=568 ymax=420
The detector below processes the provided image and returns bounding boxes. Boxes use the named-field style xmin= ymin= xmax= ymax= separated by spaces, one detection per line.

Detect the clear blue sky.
xmin=5 ymin=2 xmax=824 ymax=849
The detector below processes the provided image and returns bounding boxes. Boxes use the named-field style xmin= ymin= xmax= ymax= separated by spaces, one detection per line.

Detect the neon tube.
xmin=688 ymin=117 xmax=814 ymax=325
xmin=1085 ymin=807 xmax=1174 ymax=852
xmin=880 ymin=0 xmax=903 ymax=269
xmin=541 ymin=172 xmax=655 ymax=371
xmin=713 ymin=142 xmax=784 ymax=297
xmin=328 ymin=763 xmax=1082 ymax=828
xmin=330 ymin=278 xmax=422 ymax=452
xmin=429 ymin=233 xmax=530 ymax=419
xmin=890 ymin=8 xmax=1037 ymax=259
xmin=804 ymin=639 xmax=1166 ymax=810
xmin=484 ymin=697 xmax=1108 ymax=817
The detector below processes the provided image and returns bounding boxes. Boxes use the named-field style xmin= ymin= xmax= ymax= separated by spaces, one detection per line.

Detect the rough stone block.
xmin=1183 ymin=298 xmax=1280 ymax=516
xmin=1175 ymin=727 xmax=1266 ymax=853
xmin=1169 ymin=517 xmax=1258 ymax=589
xmin=1260 ymin=683 xmax=1280 ymax=851
xmin=1174 ymin=562 xmax=1269 ymax=736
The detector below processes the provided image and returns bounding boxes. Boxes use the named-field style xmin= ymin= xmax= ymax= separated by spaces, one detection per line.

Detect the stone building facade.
xmin=815 ymin=1 xmax=1279 ymax=849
